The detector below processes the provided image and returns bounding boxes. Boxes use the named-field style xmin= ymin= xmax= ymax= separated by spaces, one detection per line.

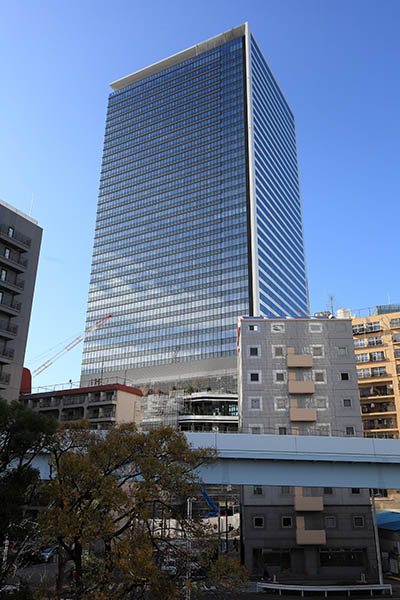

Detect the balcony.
xmin=0 ymin=277 xmax=25 ymax=292
xmin=290 ymin=407 xmax=317 ymax=422
xmin=1 ymin=252 xmax=28 ymax=272
xmin=287 ymin=353 xmax=313 ymax=368
xmin=288 ymin=380 xmax=315 ymax=394
xmin=361 ymin=403 xmax=396 ymax=415
xmin=360 ymin=386 xmax=394 ymax=399
xmin=39 ymin=398 xmax=60 ymax=408
xmin=63 ymin=397 xmax=85 ymax=406
xmin=0 ymin=347 xmax=14 ymax=361
xmin=295 ymin=496 xmax=324 ymax=511
xmin=0 ymin=321 xmax=17 ymax=338
xmin=0 ymin=297 xmax=21 ymax=314
xmin=296 ymin=516 xmax=326 ymax=545
xmin=0 ymin=224 xmax=31 ymax=248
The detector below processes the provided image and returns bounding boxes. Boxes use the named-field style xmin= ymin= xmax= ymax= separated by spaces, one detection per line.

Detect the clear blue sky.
xmin=0 ymin=0 xmax=399 ymax=389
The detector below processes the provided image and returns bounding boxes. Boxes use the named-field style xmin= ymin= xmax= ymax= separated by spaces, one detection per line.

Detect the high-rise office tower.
xmin=81 ymin=23 xmax=309 ymax=389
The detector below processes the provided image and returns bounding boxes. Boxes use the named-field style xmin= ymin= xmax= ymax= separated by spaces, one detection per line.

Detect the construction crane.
xmin=31 ymin=314 xmax=112 ymax=378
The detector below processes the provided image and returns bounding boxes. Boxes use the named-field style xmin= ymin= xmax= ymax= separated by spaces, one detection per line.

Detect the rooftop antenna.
xmin=29 ymin=192 xmax=34 ymax=217
xmin=329 ymin=294 xmax=334 ymax=316
xmin=388 ymin=293 xmax=391 ymax=304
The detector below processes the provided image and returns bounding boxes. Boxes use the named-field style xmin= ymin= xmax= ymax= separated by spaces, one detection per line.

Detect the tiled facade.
xmin=237 ymin=316 xmax=377 ymax=582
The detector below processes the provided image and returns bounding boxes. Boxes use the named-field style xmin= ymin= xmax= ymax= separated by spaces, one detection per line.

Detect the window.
xmin=281 ymin=516 xmax=293 ymax=528
xmin=253 ymin=516 xmax=264 ymax=528
xmin=352 ymin=324 xmax=365 ymax=335
xmin=249 ymin=397 xmax=261 ymax=410
xmin=0 ymin=291 xmax=3 ymax=304
xmin=351 ymin=488 xmax=360 ymax=495
xmin=341 ymin=372 xmax=349 ymax=381
xmin=394 ymin=349 xmax=400 ymax=359
xmin=397 ymin=365 xmax=400 ymax=375
xmin=309 ymin=323 xmax=322 ymax=333
xmin=316 ymin=397 xmax=328 ymax=409
xmin=366 ymin=321 xmax=381 ymax=333
xmin=343 ymin=398 xmax=352 ymax=407
xmin=312 ymin=346 xmax=324 ymax=357
xmin=253 ymin=486 xmax=263 ymax=496
xmin=7 ymin=227 xmax=14 ymax=238
xmin=249 ymin=346 xmax=259 ymax=357
xmin=393 ymin=334 xmax=400 ymax=343
xmin=323 ymin=487 xmax=333 ymax=495
xmin=354 ymin=338 xmax=367 ymax=348
xmin=278 ymin=426 xmax=287 ymax=435
xmin=325 ymin=516 xmax=337 ymax=528
xmin=249 ymin=324 xmax=259 ymax=332
xmin=353 ymin=516 xmax=365 ymax=528
xmin=370 ymin=351 xmax=385 ymax=362
xmin=273 ymin=346 xmax=284 ymax=357
xmin=271 ymin=323 xmax=285 ymax=333
xmin=357 ymin=368 xmax=370 ymax=379
xmin=356 ymin=353 xmax=369 ymax=363
xmin=4 ymin=248 xmax=10 ymax=259
xmin=346 ymin=426 xmax=355 ymax=436
xmin=371 ymin=366 xmax=386 ymax=377
xmin=281 ymin=486 xmax=291 ymax=496
xmin=275 ymin=397 xmax=287 ymax=410
xmin=0 ymin=269 xmax=6 ymax=281
xmin=337 ymin=346 xmax=348 ymax=356
xmin=249 ymin=372 xmax=260 ymax=383
xmin=318 ymin=424 xmax=331 ymax=436
xmin=314 ymin=370 xmax=325 ymax=383
xmin=250 ymin=426 xmax=262 ymax=435
xmin=275 ymin=371 xmax=286 ymax=383
xmin=368 ymin=336 xmax=382 ymax=347
xmin=390 ymin=318 xmax=400 ymax=329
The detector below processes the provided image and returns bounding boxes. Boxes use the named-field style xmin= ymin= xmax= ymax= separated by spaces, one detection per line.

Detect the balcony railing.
xmin=360 ymin=387 xmax=394 ymax=398
xmin=0 ymin=224 xmax=31 ymax=247
xmin=0 ymin=297 xmax=21 ymax=312
xmin=0 ymin=321 xmax=17 ymax=336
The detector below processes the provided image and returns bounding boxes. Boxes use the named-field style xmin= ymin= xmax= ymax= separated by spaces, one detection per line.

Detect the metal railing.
xmin=0 ymin=321 xmax=17 ymax=335
xmin=0 ymin=224 xmax=31 ymax=247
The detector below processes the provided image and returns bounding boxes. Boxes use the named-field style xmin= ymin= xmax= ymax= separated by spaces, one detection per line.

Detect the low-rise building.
xmin=21 ymin=382 xmax=142 ymax=429
xmin=237 ymin=316 xmax=377 ymax=582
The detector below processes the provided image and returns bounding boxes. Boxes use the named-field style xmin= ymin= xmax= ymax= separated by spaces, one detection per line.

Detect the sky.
xmin=0 ymin=0 xmax=399 ymax=390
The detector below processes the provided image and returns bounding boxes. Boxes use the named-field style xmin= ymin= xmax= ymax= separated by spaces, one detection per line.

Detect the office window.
xmin=346 ymin=426 xmax=355 ymax=436
xmin=249 ymin=346 xmax=259 ymax=357
xmin=323 ymin=487 xmax=333 ymax=495
xmin=393 ymin=334 xmax=400 ymax=343
xmin=325 ymin=516 xmax=337 ymax=528
xmin=351 ymin=488 xmax=360 ymax=495
xmin=371 ymin=366 xmax=386 ymax=377
xmin=273 ymin=346 xmax=284 ymax=358
xmin=249 ymin=324 xmax=259 ymax=332
xmin=0 ymin=269 xmax=6 ymax=281
xmin=253 ymin=516 xmax=264 ymax=528
xmin=390 ymin=318 xmax=400 ymax=329
xmin=353 ymin=516 xmax=365 ymax=528
xmin=249 ymin=397 xmax=262 ymax=410
xmin=368 ymin=336 xmax=382 ymax=347
xmin=7 ymin=227 xmax=14 ymax=238
xmin=352 ymin=324 xmax=365 ymax=335
xmin=394 ymin=349 xmax=400 ymax=359
xmin=253 ymin=486 xmax=263 ymax=496
xmin=357 ymin=368 xmax=370 ymax=379
xmin=354 ymin=338 xmax=367 ymax=348
xmin=312 ymin=345 xmax=324 ymax=357
xmin=341 ymin=372 xmax=349 ymax=381
xmin=281 ymin=516 xmax=293 ymax=528
xmin=343 ymin=398 xmax=352 ymax=408
xmin=337 ymin=346 xmax=348 ymax=356
xmin=271 ymin=323 xmax=285 ymax=333
xmin=366 ymin=322 xmax=381 ymax=333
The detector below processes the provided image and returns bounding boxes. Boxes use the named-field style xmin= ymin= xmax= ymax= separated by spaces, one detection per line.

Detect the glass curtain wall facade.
xmin=81 ymin=24 xmax=309 ymax=380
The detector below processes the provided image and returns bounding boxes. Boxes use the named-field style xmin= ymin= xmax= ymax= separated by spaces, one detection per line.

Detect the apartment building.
xmin=21 ymin=382 xmax=142 ymax=430
xmin=237 ymin=316 xmax=377 ymax=582
xmin=351 ymin=306 xmax=400 ymax=439
xmin=0 ymin=199 xmax=42 ymax=402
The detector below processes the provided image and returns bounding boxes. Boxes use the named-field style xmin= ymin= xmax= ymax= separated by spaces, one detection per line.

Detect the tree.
xmin=40 ymin=422 xmax=222 ymax=599
xmin=0 ymin=399 xmax=57 ymax=588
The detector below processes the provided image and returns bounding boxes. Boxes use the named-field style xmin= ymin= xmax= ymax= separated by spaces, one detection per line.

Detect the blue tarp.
xmin=377 ymin=511 xmax=400 ymax=531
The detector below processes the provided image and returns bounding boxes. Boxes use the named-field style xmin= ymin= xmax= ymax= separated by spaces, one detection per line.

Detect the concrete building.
xmin=351 ymin=305 xmax=400 ymax=440
xmin=81 ymin=23 xmax=309 ymax=391
xmin=237 ymin=316 xmax=377 ymax=582
xmin=0 ymin=199 xmax=42 ymax=402
xmin=21 ymin=382 xmax=142 ymax=430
